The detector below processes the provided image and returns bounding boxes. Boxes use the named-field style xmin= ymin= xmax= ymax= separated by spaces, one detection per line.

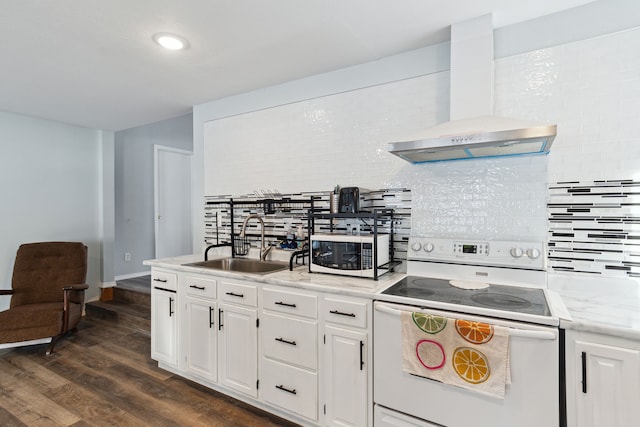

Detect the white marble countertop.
xmin=548 ymin=273 xmax=640 ymax=341
xmin=144 ymin=252 xmax=640 ymax=341
xmin=143 ymin=252 xmax=402 ymax=299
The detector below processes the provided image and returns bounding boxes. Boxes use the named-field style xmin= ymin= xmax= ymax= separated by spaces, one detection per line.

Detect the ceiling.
xmin=1 ymin=0 xmax=595 ymax=131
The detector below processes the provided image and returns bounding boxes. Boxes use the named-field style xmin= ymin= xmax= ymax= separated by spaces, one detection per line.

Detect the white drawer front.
xmin=261 ymin=312 xmax=317 ymax=370
xmin=219 ymin=281 xmax=257 ymax=307
xmin=260 ymin=358 xmax=317 ymax=421
xmin=183 ymin=275 xmax=217 ymax=299
xmin=323 ymin=297 xmax=368 ymax=329
xmin=262 ymin=287 xmax=317 ymax=319
xmin=151 ymin=270 xmax=177 ymax=291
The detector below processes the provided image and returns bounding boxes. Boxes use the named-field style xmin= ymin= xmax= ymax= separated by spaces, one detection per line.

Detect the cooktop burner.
xmin=382 ymin=276 xmax=550 ymax=317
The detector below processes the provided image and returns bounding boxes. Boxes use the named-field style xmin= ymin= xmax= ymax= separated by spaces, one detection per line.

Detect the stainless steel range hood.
xmin=388 ymin=15 xmax=556 ymax=163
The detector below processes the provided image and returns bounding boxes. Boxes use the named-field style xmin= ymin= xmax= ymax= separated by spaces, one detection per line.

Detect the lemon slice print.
xmin=455 ymin=319 xmax=494 ymax=344
xmin=412 ymin=312 xmax=447 ymax=334
xmin=452 ymin=347 xmax=490 ymax=384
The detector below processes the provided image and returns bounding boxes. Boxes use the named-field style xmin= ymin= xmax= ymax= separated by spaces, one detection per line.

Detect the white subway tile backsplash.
xmin=204 ymin=26 xmax=640 ymax=243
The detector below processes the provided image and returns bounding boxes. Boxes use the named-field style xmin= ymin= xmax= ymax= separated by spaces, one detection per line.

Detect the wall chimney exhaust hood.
xmin=388 ymin=14 xmax=556 ymax=163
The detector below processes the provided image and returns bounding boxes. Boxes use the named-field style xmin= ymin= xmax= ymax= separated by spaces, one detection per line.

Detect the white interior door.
xmin=154 ymin=145 xmax=192 ymax=259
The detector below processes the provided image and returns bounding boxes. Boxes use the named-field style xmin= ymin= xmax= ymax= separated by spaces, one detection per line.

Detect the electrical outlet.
xmin=124 ymin=252 xmax=131 ymax=262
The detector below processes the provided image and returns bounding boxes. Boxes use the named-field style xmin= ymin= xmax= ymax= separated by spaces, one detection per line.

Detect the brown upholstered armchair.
xmin=0 ymin=242 xmax=89 ymax=355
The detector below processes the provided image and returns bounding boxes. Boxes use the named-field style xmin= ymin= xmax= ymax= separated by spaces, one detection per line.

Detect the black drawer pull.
xmin=153 ymin=278 xmax=167 ymax=283
xmin=218 ymin=309 xmax=223 ymax=331
xmin=581 ymin=351 xmax=587 ymax=393
xmin=275 ymin=384 xmax=297 ymax=395
xmin=190 ymin=285 xmax=205 ymax=290
xmin=275 ymin=337 xmax=297 ymax=346
xmin=169 ymin=297 xmax=174 ymax=317
xmin=226 ymin=292 xmax=244 ymax=298
xmin=275 ymin=301 xmax=297 ymax=308
xmin=329 ymin=310 xmax=356 ymax=318
xmin=359 ymin=340 xmax=364 ymax=370
xmin=209 ymin=307 xmax=215 ymax=328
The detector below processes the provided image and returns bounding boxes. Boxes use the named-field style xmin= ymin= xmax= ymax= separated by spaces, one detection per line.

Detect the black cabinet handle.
xmin=169 ymin=297 xmax=174 ymax=317
xmin=581 ymin=351 xmax=587 ymax=393
xmin=360 ymin=340 xmax=364 ymax=370
xmin=190 ymin=285 xmax=205 ymax=290
xmin=275 ymin=301 xmax=297 ymax=308
xmin=275 ymin=384 xmax=297 ymax=395
xmin=153 ymin=278 xmax=167 ymax=283
xmin=209 ymin=307 xmax=215 ymax=328
xmin=218 ymin=309 xmax=223 ymax=331
xmin=329 ymin=310 xmax=355 ymax=318
xmin=275 ymin=337 xmax=297 ymax=346
xmin=226 ymin=292 xmax=244 ymax=298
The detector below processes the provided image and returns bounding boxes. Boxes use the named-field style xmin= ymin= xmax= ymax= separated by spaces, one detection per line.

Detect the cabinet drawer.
xmin=183 ymin=275 xmax=217 ymax=299
xmin=261 ymin=312 xmax=317 ymax=370
xmin=323 ymin=296 xmax=368 ymax=329
xmin=151 ymin=270 xmax=177 ymax=292
xmin=260 ymin=358 xmax=317 ymax=421
xmin=262 ymin=287 xmax=317 ymax=319
xmin=219 ymin=281 xmax=257 ymax=307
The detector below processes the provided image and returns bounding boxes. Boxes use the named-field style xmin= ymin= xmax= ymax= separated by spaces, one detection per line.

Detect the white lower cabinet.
xmin=566 ymin=330 xmax=640 ymax=427
xmin=260 ymin=285 xmax=319 ymax=422
xmin=151 ymin=269 xmax=178 ymax=366
xmin=261 ymin=357 xmax=318 ymax=420
xmin=152 ymin=268 xmax=375 ymax=426
xmin=182 ymin=274 xmax=218 ymax=381
xmin=219 ymin=293 xmax=258 ymax=397
xmin=321 ymin=295 xmax=371 ymax=427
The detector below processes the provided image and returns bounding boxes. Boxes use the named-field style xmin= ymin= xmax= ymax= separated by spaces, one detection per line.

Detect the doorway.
xmin=154 ymin=145 xmax=192 ymax=259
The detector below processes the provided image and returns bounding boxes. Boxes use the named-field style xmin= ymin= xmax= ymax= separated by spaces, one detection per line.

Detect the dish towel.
xmin=401 ymin=310 xmax=511 ymax=399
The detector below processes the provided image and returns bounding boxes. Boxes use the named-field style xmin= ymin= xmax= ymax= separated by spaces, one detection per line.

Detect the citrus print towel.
xmin=401 ymin=311 xmax=510 ymax=399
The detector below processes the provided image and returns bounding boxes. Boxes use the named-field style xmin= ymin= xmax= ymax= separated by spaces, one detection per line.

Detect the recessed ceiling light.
xmin=153 ymin=33 xmax=189 ymax=51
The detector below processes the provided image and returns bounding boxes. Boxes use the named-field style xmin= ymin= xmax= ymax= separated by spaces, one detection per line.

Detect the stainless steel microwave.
xmin=310 ymin=233 xmax=390 ymax=278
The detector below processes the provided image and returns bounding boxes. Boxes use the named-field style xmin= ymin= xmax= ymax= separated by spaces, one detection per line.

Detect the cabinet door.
xmin=151 ymin=289 xmax=177 ymax=366
xmin=323 ymin=325 xmax=367 ymax=427
xmin=219 ymin=303 xmax=258 ymax=397
xmin=572 ymin=340 xmax=640 ymax=427
xmin=185 ymin=296 xmax=217 ymax=382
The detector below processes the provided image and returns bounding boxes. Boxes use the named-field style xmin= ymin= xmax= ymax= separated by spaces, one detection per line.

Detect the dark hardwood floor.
xmin=0 ymin=318 xmax=299 ymax=427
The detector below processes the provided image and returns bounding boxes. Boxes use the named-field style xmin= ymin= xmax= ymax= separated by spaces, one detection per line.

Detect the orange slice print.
xmin=455 ymin=319 xmax=494 ymax=344
xmin=452 ymin=347 xmax=490 ymax=384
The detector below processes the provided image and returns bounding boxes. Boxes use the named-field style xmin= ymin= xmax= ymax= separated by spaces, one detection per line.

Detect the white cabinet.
xmin=566 ymin=330 xmax=640 ymax=427
xmin=219 ymin=281 xmax=258 ymax=398
xmin=260 ymin=286 xmax=319 ymax=421
xmin=321 ymin=295 xmax=371 ymax=427
xmin=151 ymin=269 xmax=178 ymax=366
xmin=182 ymin=274 xmax=218 ymax=381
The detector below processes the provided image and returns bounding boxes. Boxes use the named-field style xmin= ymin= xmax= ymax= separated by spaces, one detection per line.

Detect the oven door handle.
xmin=375 ymin=303 xmax=557 ymax=340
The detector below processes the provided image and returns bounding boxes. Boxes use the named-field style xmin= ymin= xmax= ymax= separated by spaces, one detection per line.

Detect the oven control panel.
xmin=408 ymin=237 xmax=546 ymax=270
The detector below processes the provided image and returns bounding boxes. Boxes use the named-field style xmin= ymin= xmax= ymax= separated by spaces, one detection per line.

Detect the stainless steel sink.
xmin=184 ymin=257 xmax=288 ymax=275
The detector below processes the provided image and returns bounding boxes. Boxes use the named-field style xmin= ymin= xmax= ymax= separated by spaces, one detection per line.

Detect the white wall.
xmin=114 ymin=113 xmax=193 ymax=277
xmin=193 ymin=0 xmax=640 ymax=251
xmin=0 ymin=111 xmax=104 ymax=309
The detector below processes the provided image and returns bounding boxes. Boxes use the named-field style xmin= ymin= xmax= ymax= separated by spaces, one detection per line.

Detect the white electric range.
xmin=374 ymin=237 xmax=566 ymax=427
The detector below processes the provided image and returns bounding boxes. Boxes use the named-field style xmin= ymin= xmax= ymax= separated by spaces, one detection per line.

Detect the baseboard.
xmin=101 ymin=281 xmax=117 ymax=288
xmin=115 ymin=271 xmax=150 ymax=281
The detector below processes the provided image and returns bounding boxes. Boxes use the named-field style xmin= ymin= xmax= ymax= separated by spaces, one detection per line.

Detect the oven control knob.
xmin=411 ymin=242 xmax=422 ymax=252
xmin=526 ymin=248 xmax=541 ymax=259
xmin=423 ymin=242 xmax=435 ymax=253
xmin=510 ymin=247 xmax=524 ymax=258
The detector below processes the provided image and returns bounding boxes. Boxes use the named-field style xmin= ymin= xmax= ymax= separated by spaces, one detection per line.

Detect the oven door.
xmin=374 ymin=301 xmax=559 ymax=427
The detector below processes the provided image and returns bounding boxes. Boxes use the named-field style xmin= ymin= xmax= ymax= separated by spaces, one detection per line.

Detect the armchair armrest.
xmin=0 ymin=289 xmax=14 ymax=295
xmin=62 ymin=284 xmax=89 ymax=291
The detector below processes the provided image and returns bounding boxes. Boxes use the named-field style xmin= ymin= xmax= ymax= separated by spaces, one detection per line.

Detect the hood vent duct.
xmin=388 ymin=14 xmax=556 ymax=163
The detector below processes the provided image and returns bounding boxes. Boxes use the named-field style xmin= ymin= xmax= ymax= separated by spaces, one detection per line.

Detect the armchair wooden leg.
xmin=45 ymin=335 xmax=60 ymax=356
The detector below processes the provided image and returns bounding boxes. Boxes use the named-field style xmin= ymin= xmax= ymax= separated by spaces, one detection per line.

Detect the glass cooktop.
xmin=382 ymin=276 xmax=551 ymax=317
